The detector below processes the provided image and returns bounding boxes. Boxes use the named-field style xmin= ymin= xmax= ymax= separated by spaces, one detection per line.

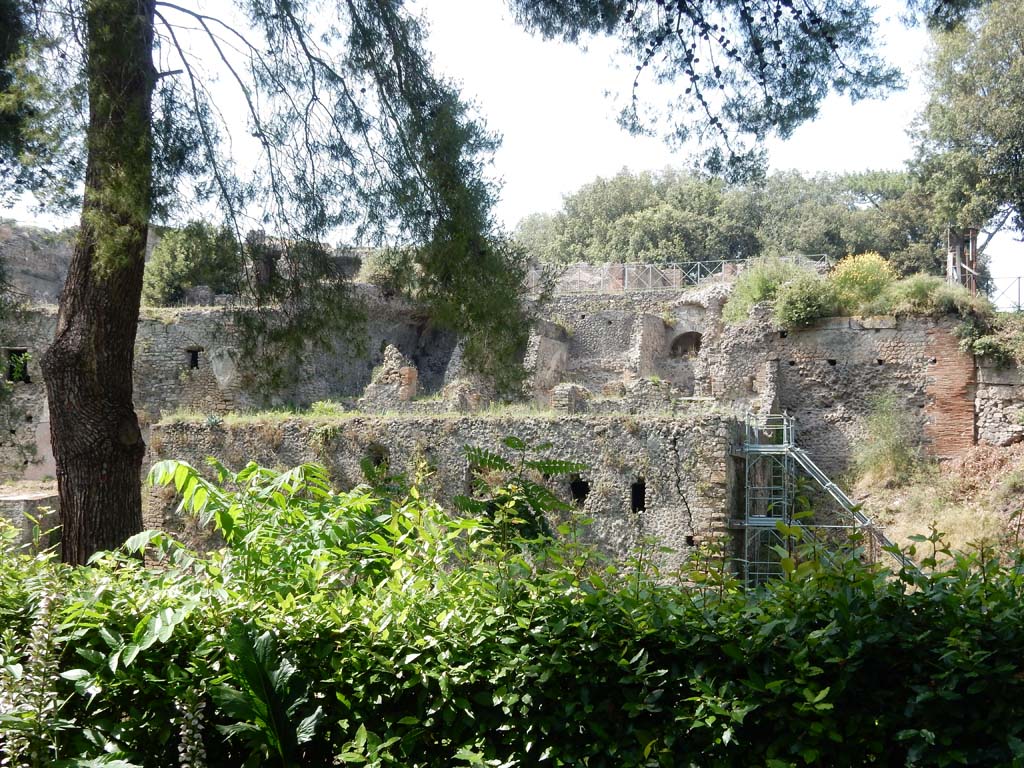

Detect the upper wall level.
xmin=0 ymin=279 xmax=1021 ymax=482
xmin=526 ymin=285 xmax=1023 ymax=475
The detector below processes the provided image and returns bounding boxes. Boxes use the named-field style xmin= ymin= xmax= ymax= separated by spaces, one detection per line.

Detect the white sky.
xmin=417 ymin=0 xmax=1022 ymax=281
xmin=5 ymin=0 xmax=1022 ymax=282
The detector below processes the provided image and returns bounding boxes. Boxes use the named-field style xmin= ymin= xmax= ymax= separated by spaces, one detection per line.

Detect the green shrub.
xmin=356 ymin=246 xmax=418 ymax=297
xmin=4 ymin=459 xmax=1024 ymax=767
xmin=142 ymin=221 xmax=241 ymax=306
xmin=853 ymin=393 xmax=921 ymax=487
xmin=307 ymin=399 xmax=350 ymax=418
xmin=830 ymin=251 xmax=896 ymax=313
xmin=722 ymin=257 xmax=809 ymax=323
xmin=866 ymin=272 xmax=946 ymax=315
xmin=773 ymin=271 xmax=839 ymax=328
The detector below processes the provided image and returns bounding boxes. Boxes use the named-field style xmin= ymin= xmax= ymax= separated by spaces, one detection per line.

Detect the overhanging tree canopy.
xmin=509 ymin=0 xmax=983 ymax=178
xmin=1 ymin=0 xmax=528 ymax=563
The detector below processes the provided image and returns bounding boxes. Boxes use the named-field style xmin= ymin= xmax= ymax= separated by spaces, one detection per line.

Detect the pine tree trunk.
xmin=40 ymin=0 xmax=156 ymax=565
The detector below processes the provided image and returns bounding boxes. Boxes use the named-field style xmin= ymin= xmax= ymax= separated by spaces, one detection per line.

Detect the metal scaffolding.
xmin=737 ymin=413 xmax=911 ymax=587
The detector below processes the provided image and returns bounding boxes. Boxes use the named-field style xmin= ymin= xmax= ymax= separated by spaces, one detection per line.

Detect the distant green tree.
xmin=759 ymin=172 xmax=945 ymax=275
xmin=913 ymin=0 xmax=1024 ymax=240
xmin=516 ymin=169 xmax=944 ymax=273
xmin=515 ymin=168 xmax=760 ymax=264
xmin=142 ymin=221 xmax=240 ymax=306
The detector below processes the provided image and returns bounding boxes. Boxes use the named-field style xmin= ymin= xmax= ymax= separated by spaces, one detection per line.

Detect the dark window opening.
xmin=827 ymin=359 xmax=837 ymax=366
xmin=187 ymin=348 xmax=202 ymax=369
xmin=4 ymin=349 xmax=30 ymax=383
xmin=779 ymin=330 xmax=788 ymax=339
xmin=569 ymin=474 xmax=590 ymax=507
xmin=876 ymin=358 xmax=884 ymax=366
xmin=788 ymin=360 xmax=796 ymax=366
xmin=670 ymin=331 xmax=702 ymax=358
xmin=631 ymin=478 xmax=646 ymax=513
xmin=579 ymin=313 xmax=586 ymax=320
xmin=366 ymin=443 xmax=389 ymax=469
xmin=685 ymin=535 xmax=696 ymax=547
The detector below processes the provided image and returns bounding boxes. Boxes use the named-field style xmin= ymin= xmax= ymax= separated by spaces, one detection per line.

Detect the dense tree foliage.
xmin=516 ymin=169 xmax=947 ymax=273
xmin=142 ymin=221 xmax=241 ymax=306
xmin=914 ymin=0 xmax=1024 ymax=239
xmin=0 ymin=0 xmax=529 ymax=563
xmin=2 ymin=458 xmax=1024 ymax=766
xmin=0 ymin=0 xmax=27 ymax=167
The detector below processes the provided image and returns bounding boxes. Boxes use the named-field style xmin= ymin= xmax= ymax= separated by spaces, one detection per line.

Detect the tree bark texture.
xmin=41 ymin=0 xmax=156 ymax=564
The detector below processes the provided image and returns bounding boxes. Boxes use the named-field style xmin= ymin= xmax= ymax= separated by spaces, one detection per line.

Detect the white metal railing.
xmin=525 ymin=254 xmax=829 ymax=296
xmin=990 ymin=277 xmax=1024 ymax=312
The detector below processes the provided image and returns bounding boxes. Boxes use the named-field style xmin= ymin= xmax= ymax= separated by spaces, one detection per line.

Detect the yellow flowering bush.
xmin=830 ymin=252 xmax=896 ymax=313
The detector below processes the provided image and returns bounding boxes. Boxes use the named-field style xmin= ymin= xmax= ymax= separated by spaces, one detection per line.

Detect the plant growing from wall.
xmin=142 ymin=221 xmax=241 ymax=306
xmin=722 ymin=257 xmax=812 ymax=324
xmin=773 ymin=271 xmax=840 ymax=328
xmin=853 ymin=393 xmax=923 ymax=487
xmin=456 ymin=436 xmax=586 ymax=542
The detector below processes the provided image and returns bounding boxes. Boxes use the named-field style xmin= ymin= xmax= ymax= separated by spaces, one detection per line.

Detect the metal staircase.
xmin=738 ymin=413 xmax=913 ymax=586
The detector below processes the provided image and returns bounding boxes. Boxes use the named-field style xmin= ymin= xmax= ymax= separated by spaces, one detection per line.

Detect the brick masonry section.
xmin=924 ymin=327 xmax=977 ymax=458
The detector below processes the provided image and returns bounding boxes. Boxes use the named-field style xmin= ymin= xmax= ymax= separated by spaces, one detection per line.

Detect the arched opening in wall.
xmin=569 ymin=474 xmax=590 ymax=507
xmin=631 ymin=478 xmax=646 ymax=513
xmin=186 ymin=348 xmax=202 ymax=370
xmin=670 ymin=332 xmax=702 ymax=359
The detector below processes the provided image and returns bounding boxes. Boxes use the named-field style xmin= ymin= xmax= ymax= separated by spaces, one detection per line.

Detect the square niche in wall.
xmin=3 ymin=348 xmax=30 ymax=383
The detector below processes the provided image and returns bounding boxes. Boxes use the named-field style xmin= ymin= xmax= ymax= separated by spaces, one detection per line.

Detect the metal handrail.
xmin=990 ymin=277 xmax=1024 ymax=312
xmin=525 ymin=254 xmax=830 ymax=296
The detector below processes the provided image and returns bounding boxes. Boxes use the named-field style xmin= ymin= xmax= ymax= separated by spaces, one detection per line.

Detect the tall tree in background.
xmin=2 ymin=0 xmax=527 ymax=564
xmin=914 ymin=0 xmax=1023 ymax=244
xmin=515 ymin=169 xmax=945 ymax=272
xmin=0 ymin=0 xmax=30 ymax=190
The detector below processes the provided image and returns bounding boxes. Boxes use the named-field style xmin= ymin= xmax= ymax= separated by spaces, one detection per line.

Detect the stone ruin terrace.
xmin=1 ymin=273 xmax=1022 ymax=567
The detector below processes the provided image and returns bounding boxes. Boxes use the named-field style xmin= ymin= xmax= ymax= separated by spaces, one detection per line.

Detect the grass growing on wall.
xmin=852 ymin=393 xmax=922 ymax=488
xmin=3 ymin=459 xmax=1024 ymax=767
xmin=719 ymin=253 xmax=1024 ymax=366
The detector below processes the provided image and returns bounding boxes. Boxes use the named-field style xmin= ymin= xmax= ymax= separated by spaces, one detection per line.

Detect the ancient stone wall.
xmin=148 ymin=410 xmax=740 ymax=569
xmin=700 ymin=314 xmax=983 ymax=472
xmin=976 ymin=360 xmax=1024 ymax=447
xmin=0 ymin=289 xmax=456 ymax=480
xmin=2 ymin=278 xmax=1022 ymax=491
xmin=532 ymin=289 xmax=1021 ymax=475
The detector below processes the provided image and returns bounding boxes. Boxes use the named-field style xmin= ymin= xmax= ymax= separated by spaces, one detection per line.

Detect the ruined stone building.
xmin=0 ymin=241 xmax=1022 ymax=571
